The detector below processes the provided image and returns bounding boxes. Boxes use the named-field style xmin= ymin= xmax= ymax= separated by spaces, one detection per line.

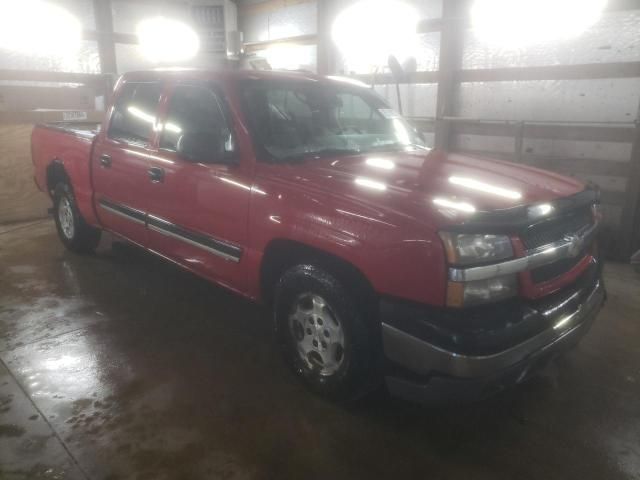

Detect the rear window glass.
xmin=108 ymin=82 xmax=161 ymax=146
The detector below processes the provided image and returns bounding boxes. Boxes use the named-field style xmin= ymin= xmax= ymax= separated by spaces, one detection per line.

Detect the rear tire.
xmin=53 ymin=183 xmax=101 ymax=254
xmin=274 ymin=264 xmax=381 ymax=401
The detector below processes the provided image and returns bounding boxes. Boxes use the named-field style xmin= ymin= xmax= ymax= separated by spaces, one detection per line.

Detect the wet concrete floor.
xmin=1 ymin=220 xmax=639 ymax=479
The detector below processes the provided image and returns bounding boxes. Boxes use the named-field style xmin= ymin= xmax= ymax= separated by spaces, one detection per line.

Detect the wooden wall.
xmin=0 ymin=123 xmax=49 ymax=224
xmin=0 ymin=70 xmax=110 ymax=225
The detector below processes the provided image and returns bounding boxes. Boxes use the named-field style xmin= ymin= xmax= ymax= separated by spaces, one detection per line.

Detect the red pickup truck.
xmin=32 ymin=69 xmax=605 ymax=404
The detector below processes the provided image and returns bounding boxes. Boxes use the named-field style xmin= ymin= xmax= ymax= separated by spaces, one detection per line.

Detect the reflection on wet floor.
xmin=1 ymin=220 xmax=640 ymax=479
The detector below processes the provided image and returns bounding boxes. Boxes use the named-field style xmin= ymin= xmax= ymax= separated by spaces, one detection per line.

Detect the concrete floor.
xmin=1 ymin=221 xmax=639 ymax=480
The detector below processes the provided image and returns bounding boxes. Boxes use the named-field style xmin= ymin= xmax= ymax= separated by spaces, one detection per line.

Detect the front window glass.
xmin=240 ymin=78 xmax=426 ymax=162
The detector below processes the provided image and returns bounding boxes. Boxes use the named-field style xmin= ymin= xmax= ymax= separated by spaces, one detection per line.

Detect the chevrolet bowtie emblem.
xmin=564 ymin=233 xmax=584 ymax=258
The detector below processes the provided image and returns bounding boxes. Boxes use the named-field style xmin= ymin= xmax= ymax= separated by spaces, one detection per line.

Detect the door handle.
xmin=99 ymin=154 xmax=112 ymax=168
xmin=148 ymin=166 xmax=165 ymax=183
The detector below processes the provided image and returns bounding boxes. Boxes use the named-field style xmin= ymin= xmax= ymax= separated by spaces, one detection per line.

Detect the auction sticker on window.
xmin=63 ymin=111 xmax=88 ymax=121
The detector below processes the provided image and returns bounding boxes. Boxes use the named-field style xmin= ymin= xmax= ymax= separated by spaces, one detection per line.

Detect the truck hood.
xmin=282 ymin=149 xmax=586 ymax=229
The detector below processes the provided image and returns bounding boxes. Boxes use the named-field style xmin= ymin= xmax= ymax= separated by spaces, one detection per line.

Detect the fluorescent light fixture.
xmin=263 ymin=43 xmax=311 ymax=71
xmin=0 ymin=1 xmax=81 ymax=55
xmin=433 ymin=198 xmax=477 ymax=213
xmin=332 ymin=0 xmax=418 ymax=71
xmin=449 ymin=176 xmax=522 ymax=200
xmin=471 ymin=0 xmax=607 ymax=47
xmin=137 ymin=17 xmax=200 ymax=63
xmin=355 ymin=177 xmax=387 ymax=191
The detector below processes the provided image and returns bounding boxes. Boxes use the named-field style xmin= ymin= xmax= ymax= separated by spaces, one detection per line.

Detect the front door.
xmin=92 ymin=81 xmax=162 ymax=246
xmin=145 ymin=82 xmax=252 ymax=291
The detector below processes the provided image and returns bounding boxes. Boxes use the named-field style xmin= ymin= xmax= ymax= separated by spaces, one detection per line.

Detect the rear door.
xmin=145 ymin=81 xmax=252 ymax=290
xmin=92 ymin=81 xmax=162 ymax=246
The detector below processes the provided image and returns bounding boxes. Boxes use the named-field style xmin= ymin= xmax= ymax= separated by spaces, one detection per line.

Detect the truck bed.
xmin=38 ymin=121 xmax=101 ymax=140
xmin=31 ymin=122 xmax=101 ymax=225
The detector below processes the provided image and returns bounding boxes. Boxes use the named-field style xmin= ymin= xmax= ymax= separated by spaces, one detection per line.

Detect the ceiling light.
xmin=0 ymin=1 xmax=81 ymax=55
xmin=471 ymin=0 xmax=607 ymax=47
xmin=137 ymin=17 xmax=200 ymax=63
xmin=332 ymin=0 xmax=418 ymax=71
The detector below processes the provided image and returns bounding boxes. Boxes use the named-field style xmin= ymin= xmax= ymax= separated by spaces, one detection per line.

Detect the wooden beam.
xmin=239 ymin=0 xmax=314 ymax=16
xmin=621 ymin=124 xmax=640 ymax=257
xmin=606 ymin=0 xmax=640 ymax=11
xmin=93 ymin=0 xmax=118 ymax=75
xmin=0 ymin=69 xmax=110 ymax=87
xmin=0 ymin=111 xmax=103 ymax=124
xmin=447 ymin=118 xmax=636 ymax=143
xmin=434 ymin=0 xmax=467 ymax=150
xmin=83 ymin=30 xmax=138 ymax=45
xmin=453 ymin=149 xmax=632 ymax=177
xmin=243 ymin=34 xmax=318 ymax=52
xmin=416 ymin=19 xmax=443 ymax=34
xmin=0 ymin=86 xmax=95 ymax=111
xmin=459 ymin=62 xmax=640 ymax=83
xmin=316 ymin=0 xmax=332 ymax=75
xmin=352 ymin=71 xmax=439 ymax=85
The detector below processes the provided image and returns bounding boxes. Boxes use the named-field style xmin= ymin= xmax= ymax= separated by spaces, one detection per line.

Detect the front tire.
xmin=274 ymin=264 xmax=381 ymax=401
xmin=53 ymin=183 xmax=101 ymax=253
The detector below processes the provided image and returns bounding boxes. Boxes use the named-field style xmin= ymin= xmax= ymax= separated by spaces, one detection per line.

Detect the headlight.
xmin=446 ymin=275 xmax=517 ymax=307
xmin=439 ymin=232 xmax=513 ymax=266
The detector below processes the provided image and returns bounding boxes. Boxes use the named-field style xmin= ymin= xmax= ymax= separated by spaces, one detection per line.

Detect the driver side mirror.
xmin=177 ymin=130 xmax=236 ymax=164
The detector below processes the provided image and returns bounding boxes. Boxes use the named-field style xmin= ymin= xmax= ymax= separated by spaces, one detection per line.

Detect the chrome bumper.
xmin=382 ymin=279 xmax=605 ymax=379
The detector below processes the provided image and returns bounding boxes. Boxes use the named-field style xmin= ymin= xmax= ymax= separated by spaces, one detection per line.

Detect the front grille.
xmin=530 ymin=254 xmax=584 ymax=283
xmin=520 ymin=206 xmax=593 ymax=251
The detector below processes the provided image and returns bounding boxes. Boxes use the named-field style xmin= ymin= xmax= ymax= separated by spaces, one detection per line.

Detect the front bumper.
xmin=381 ymin=262 xmax=605 ymax=404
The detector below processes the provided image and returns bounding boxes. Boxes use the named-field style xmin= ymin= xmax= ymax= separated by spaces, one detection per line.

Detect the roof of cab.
xmin=118 ymin=69 xmax=371 ymax=89
xmin=120 ymin=68 xmax=325 ymax=83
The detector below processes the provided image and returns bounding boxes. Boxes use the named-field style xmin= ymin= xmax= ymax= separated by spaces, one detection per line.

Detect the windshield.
xmin=239 ymin=78 xmax=427 ymax=162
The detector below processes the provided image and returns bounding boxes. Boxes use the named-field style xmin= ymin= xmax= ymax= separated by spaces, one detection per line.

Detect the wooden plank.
xmin=239 ymin=0 xmax=314 ymax=16
xmin=417 ymin=19 xmax=443 ymax=33
xmin=434 ymin=0 xmax=465 ymax=150
xmin=455 ymin=149 xmax=631 ymax=194
xmin=0 ymin=69 xmax=110 ymax=88
xmin=459 ymin=62 xmax=640 ymax=82
xmin=0 ymin=111 xmax=103 ymax=124
xmin=0 ymin=86 xmax=94 ymax=112
xmin=450 ymin=120 xmax=516 ymax=137
xmin=523 ymin=123 xmax=636 ymax=143
xmin=407 ymin=117 xmax=436 ymax=132
xmin=352 ymin=71 xmax=439 ymax=85
xmin=0 ymin=124 xmax=50 ymax=224
xmin=528 ymin=156 xmax=631 ymax=177
xmin=621 ymin=125 xmax=640 ymax=256
xmin=93 ymin=0 xmax=118 ymax=74
xmin=448 ymin=119 xmax=636 ymax=143
xmin=607 ymin=0 xmax=640 ymax=11
xmin=83 ymin=30 xmax=138 ymax=45
xmin=244 ymin=34 xmax=318 ymax=52
xmin=316 ymin=0 xmax=332 ymax=75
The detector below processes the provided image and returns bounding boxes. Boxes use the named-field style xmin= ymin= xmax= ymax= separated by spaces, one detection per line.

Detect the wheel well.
xmin=46 ymin=160 xmax=69 ymax=196
xmin=260 ymin=239 xmax=376 ymax=306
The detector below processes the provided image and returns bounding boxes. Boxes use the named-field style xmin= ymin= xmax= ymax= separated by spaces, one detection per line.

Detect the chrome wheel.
xmin=289 ymin=293 xmax=345 ymax=376
xmin=58 ymin=195 xmax=75 ymax=240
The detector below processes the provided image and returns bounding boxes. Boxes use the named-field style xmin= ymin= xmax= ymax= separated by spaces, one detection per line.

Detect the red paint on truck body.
xmin=31 ymin=69 xmax=588 ymax=307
